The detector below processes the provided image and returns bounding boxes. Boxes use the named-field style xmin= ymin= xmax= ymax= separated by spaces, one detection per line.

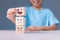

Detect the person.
xmin=6 ymin=0 xmax=59 ymax=31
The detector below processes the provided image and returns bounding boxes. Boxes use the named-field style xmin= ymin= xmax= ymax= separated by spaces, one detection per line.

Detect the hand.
xmin=7 ymin=8 xmax=17 ymax=15
xmin=26 ymin=26 xmax=35 ymax=31
xmin=6 ymin=8 xmax=18 ymax=23
xmin=7 ymin=8 xmax=17 ymax=19
xmin=26 ymin=26 xmax=43 ymax=31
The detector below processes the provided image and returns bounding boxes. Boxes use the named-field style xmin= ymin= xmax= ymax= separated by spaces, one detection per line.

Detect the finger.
xmin=26 ymin=27 xmax=29 ymax=30
xmin=26 ymin=27 xmax=31 ymax=31
xmin=7 ymin=8 xmax=17 ymax=14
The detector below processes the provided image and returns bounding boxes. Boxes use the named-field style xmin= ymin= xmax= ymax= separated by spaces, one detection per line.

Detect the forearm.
xmin=41 ymin=26 xmax=56 ymax=31
xmin=35 ymin=25 xmax=57 ymax=31
xmin=26 ymin=25 xmax=57 ymax=31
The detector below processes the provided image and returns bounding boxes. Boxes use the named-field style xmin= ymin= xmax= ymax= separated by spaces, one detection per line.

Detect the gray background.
xmin=0 ymin=0 xmax=60 ymax=30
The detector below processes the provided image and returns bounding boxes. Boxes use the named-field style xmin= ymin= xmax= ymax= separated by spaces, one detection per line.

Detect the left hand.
xmin=26 ymin=26 xmax=35 ymax=31
xmin=26 ymin=26 xmax=43 ymax=31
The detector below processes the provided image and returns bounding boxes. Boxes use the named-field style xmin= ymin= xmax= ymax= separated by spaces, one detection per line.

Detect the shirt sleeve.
xmin=48 ymin=9 xmax=59 ymax=26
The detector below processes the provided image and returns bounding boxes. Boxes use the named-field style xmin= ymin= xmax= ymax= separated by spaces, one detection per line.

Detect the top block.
xmin=16 ymin=7 xmax=26 ymax=16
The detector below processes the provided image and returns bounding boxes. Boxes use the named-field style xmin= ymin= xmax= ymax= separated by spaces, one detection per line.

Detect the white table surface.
xmin=0 ymin=30 xmax=60 ymax=40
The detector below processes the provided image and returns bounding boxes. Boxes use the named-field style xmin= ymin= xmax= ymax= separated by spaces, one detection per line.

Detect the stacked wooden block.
xmin=15 ymin=7 xmax=26 ymax=34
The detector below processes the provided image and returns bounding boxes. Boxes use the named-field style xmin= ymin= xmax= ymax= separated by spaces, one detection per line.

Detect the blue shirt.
xmin=25 ymin=6 xmax=59 ymax=28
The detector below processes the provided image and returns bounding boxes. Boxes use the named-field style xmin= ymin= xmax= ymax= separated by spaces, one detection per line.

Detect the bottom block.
xmin=16 ymin=25 xmax=24 ymax=34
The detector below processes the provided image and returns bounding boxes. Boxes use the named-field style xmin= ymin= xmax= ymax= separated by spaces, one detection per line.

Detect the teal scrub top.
xmin=25 ymin=6 xmax=59 ymax=28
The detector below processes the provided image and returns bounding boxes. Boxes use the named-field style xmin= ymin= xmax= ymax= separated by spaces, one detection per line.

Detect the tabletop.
xmin=0 ymin=30 xmax=60 ymax=40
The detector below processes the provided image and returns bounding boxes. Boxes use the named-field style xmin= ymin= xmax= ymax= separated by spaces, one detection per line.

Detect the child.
xmin=7 ymin=0 xmax=59 ymax=31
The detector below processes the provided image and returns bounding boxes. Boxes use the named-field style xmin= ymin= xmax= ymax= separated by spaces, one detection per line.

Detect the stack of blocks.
xmin=15 ymin=7 xmax=26 ymax=34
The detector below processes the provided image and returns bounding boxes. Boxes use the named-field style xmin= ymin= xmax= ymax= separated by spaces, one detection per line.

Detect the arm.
xmin=26 ymin=24 xmax=56 ymax=31
xmin=36 ymin=24 xmax=56 ymax=31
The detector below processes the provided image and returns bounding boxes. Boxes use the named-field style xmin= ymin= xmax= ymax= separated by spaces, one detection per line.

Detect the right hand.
xmin=6 ymin=8 xmax=17 ymax=23
xmin=7 ymin=8 xmax=17 ymax=16
xmin=7 ymin=8 xmax=18 ymax=19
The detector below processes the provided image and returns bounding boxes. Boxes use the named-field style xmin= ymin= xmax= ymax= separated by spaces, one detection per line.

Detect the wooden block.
xmin=16 ymin=7 xmax=26 ymax=16
xmin=16 ymin=25 xmax=24 ymax=34
xmin=16 ymin=17 xmax=25 ymax=26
